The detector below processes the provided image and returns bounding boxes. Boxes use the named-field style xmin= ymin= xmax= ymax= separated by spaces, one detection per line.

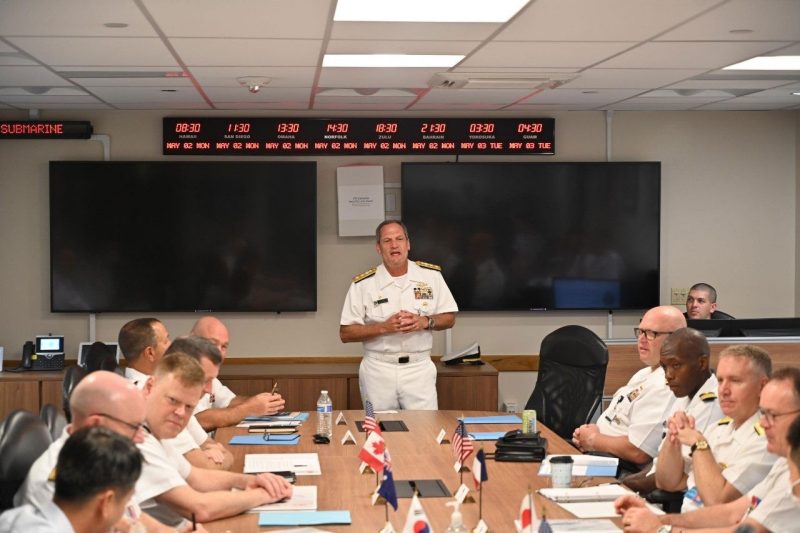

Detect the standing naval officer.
xmin=340 ymin=220 xmax=458 ymax=410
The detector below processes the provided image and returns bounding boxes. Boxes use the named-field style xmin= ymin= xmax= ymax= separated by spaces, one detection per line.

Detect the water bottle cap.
xmin=321 ymin=390 xmax=328 ymax=394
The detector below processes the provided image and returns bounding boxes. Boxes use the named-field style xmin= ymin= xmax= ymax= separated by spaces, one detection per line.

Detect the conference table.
xmin=208 ymin=410 xmax=619 ymax=532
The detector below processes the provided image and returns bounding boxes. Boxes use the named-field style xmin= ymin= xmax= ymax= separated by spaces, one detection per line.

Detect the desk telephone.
xmin=20 ymin=336 xmax=65 ymax=371
xmin=493 ymin=429 xmax=547 ymax=462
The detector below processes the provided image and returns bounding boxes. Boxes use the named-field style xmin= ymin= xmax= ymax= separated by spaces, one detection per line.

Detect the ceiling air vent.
xmin=429 ymin=72 xmax=576 ymax=90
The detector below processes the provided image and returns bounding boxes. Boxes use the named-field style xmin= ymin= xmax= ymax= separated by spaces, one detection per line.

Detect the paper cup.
xmin=550 ymin=455 xmax=574 ymax=488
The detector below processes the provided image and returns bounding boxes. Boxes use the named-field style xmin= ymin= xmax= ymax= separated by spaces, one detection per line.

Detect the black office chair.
xmin=40 ymin=403 xmax=67 ymax=440
xmin=0 ymin=410 xmax=53 ymax=511
xmin=711 ymin=310 xmax=735 ymax=319
xmin=524 ymin=325 xmax=609 ymax=440
xmin=84 ymin=341 xmax=119 ymax=374
xmin=62 ymin=365 xmax=87 ymax=422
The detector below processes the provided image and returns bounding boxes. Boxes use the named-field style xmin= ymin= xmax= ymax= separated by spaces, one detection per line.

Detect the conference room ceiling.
xmin=0 ymin=0 xmax=799 ymax=112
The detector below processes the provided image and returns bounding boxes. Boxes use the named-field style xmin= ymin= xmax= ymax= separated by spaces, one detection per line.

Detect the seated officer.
xmin=622 ymin=327 xmax=724 ymax=493
xmin=573 ymin=305 xmax=685 ymax=465
xmin=684 ymin=282 xmax=732 ymax=320
xmin=0 ymin=427 xmax=142 ymax=533
xmin=191 ymin=316 xmax=285 ymax=431
xmin=134 ymin=353 xmax=292 ymax=526
xmin=615 ymin=367 xmax=800 ymax=532
xmin=655 ymin=345 xmax=777 ymax=511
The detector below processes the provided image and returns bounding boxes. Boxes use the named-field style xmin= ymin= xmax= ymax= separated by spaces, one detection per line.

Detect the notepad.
xmin=258 ymin=510 xmax=351 ymax=526
xmin=229 ymin=434 xmax=300 ymax=446
xmin=251 ymin=486 xmax=317 ymax=512
xmin=459 ymin=415 xmax=522 ymax=424
xmin=538 ymin=455 xmax=619 ymax=477
xmin=539 ymin=484 xmax=629 ymax=503
xmin=245 ymin=453 xmax=322 ymax=476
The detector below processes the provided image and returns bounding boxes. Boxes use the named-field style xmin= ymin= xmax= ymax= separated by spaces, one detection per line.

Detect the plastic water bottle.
xmin=316 ymin=390 xmax=333 ymax=437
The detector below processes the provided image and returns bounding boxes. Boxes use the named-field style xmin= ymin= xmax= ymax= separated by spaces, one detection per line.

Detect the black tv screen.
xmin=401 ymin=162 xmax=660 ymax=311
xmin=50 ymin=161 xmax=317 ymax=312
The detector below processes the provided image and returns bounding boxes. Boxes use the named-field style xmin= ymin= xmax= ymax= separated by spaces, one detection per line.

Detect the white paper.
xmin=556 ymin=500 xmax=663 ymax=519
xmin=244 ymin=453 xmax=321 ymax=476
xmin=538 ymin=485 xmax=628 ymax=503
xmin=251 ymin=486 xmax=317 ymax=512
xmin=538 ymin=455 xmax=618 ymax=476
xmin=341 ymin=429 xmax=356 ymax=445
xmin=547 ymin=519 xmax=620 ymax=532
xmin=237 ymin=420 xmax=303 ymax=428
xmin=454 ymin=483 xmax=470 ymax=504
xmin=435 ymin=428 xmax=447 ymax=444
xmin=335 ymin=411 xmax=347 ymax=425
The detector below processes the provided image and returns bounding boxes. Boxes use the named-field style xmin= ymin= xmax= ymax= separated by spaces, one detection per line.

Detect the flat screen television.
xmin=687 ymin=318 xmax=800 ymax=337
xmin=50 ymin=161 xmax=317 ymax=312
xmin=401 ymin=162 xmax=660 ymax=311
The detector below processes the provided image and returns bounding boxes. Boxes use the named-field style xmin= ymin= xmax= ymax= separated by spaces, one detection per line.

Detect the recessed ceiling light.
xmin=323 ymin=54 xmax=463 ymax=68
xmin=729 ymin=29 xmax=753 ymax=34
xmin=334 ymin=0 xmax=530 ymax=22
xmin=724 ymin=56 xmax=800 ymax=70
xmin=103 ymin=22 xmax=129 ymax=28
xmin=793 ymin=91 xmax=800 ymax=96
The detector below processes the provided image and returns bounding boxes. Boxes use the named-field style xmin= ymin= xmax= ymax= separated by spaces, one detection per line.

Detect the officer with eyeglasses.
xmin=573 ymin=305 xmax=686 ymax=467
xmin=616 ymin=367 xmax=800 ymax=532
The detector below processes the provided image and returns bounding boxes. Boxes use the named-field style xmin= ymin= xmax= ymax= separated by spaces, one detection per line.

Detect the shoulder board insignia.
xmin=352 ymin=268 xmax=377 ymax=283
xmin=415 ymin=260 xmax=441 ymax=271
xmin=754 ymin=422 xmax=765 ymax=436
xmin=699 ymin=392 xmax=717 ymax=402
xmin=48 ymin=467 xmax=57 ymax=482
xmin=717 ymin=416 xmax=733 ymax=425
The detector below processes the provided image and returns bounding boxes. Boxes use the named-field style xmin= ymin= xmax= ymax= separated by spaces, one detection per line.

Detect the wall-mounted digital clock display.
xmin=163 ymin=117 xmax=555 ymax=156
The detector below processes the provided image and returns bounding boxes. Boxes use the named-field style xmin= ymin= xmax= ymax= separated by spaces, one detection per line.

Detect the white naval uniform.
xmin=14 ymin=429 xmax=144 ymax=525
xmin=681 ymin=412 xmax=777 ymax=511
xmin=193 ymin=377 xmax=237 ymax=414
xmin=134 ymin=431 xmax=192 ymax=527
xmin=663 ymin=373 xmax=724 ymax=462
xmin=743 ymin=458 xmax=800 ymax=530
xmin=0 ymin=501 xmax=74 ymax=533
xmin=124 ymin=366 xmax=207 ymax=453
xmin=596 ymin=365 xmax=676 ymax=458
xmin=340 ymin=260 xmax=458 ymax=411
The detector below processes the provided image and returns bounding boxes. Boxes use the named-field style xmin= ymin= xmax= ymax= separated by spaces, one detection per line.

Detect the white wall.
xmin=0 ymin=110 xmax=796 ymax=366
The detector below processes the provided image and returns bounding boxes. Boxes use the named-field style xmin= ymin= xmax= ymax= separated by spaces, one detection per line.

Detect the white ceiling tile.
xmin=69 ymin=77 xmax=194 ymax=88
xmin=452 ymin=67 xmax=580 ymax=73
xmin=416 ymin=88 xmax=533 ymax=104
xmin=409 ymin=102 xmax=507 ymax=110
xmin=89 ymin=86 xmax=206 ymax=104
xmin=498 ymin=0 xmax=721 ymax=41
xmin=216 ymin=101 xmax=309 ymax=110
xmin=562 ymin=69 xmax=706 ymax=89
xmin=658 ymin=0 xmax=800 ymax=41
xmin=203 ymin=86 xmax=311 ymax=102
xmin=7 ymin=37 xmax=178 ymax=67
xmin=187 ymin=67 xmax=317 ymax=87
xmin=0 ymin=94 xmax=102 ymax=103
xmin=666 ymin=79 xmax=792 ymax=90
xmin=523 ymin=88 xmax=644 ymax=105
xmin=331 ymin=21 xmax=499 ymax=41
xmin=313 ymin=96 xmax=413 ymax=110
xmin=461 ymin=42 xmax=635 ymax=69
xmin=0 ymin=102 xmax=111 ymax=109
xmin=0 ymin=87 xmax=88 ymax=96
xmin=607 ymin=101 xmax=706 ymax=110
xmin=699 ymin=99 xmax=795 ymax=110
xmin=0 ymin=53 xmax=39 ymax=66
xmin=115 ymin=102 xmax=211 ymax=109
xmin=0 ymin=0 xmax=157 ymax=37
xmin=144 ymin=0 xmax=333 ymax=39
xmin=318 ymin=67 xmax=441 ymax=88
xmin=171 ymin=38 xmax=322 ymax=67
xmin=0 ymin=66 xmax=71 ymax=86
xmin=326 ymin=40 xmax=479 ymax=55
xmin=598 ymin=41 xmax=791 ymax=69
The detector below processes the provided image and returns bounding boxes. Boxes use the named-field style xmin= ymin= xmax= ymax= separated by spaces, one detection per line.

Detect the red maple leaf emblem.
xmin=371 ymin=439 xmax=385 ymax=455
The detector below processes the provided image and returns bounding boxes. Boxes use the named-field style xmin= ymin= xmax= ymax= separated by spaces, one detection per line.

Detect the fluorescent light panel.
xmin=323 ymin=54 xmax=464 ymax=68
xmin=334 ymin=0 xmax=530 ymax=22
xmin=724 ymin=56 xmax=800 ymax=70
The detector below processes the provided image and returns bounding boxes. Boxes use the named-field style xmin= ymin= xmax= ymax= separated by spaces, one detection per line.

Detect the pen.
xmin=191 ymin=512 xmax=196 ymax=531
xmin=271 ymin=382 xmax=279 ymax=394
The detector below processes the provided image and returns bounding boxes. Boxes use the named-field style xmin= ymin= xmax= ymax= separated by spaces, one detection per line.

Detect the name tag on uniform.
xmin=373 ymin=297 xmax=388 ymax=306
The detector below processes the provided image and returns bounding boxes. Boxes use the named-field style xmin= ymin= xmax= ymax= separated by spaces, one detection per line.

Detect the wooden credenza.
xmin=0 ymin=361 xmax=498 ymax=419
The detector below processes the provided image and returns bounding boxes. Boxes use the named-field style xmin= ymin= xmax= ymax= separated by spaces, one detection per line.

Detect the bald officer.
xmin=340 ymin=220 xmax=458 ymax=410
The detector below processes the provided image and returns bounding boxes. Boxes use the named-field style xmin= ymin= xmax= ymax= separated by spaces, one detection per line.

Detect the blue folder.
xmin=468 ymin=431 xmax=507 ymax=441
xmin=229 ymin=434 xmax=300 ymax=445
xmin=258 ymin=510 xmax=352 ymax=526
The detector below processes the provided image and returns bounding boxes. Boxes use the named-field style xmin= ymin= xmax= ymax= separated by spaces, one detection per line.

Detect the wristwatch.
xmin=656 ymin=526 xmax=672 ymax=533
xmin=690 ymin=439 xmax=710 ymax=457
xmin=427 ymin=316 xmax=435 ymax=330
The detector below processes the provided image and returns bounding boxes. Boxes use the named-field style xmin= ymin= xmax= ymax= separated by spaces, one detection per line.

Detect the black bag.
xmin=494 ymin=429 xmax=547 ymax=462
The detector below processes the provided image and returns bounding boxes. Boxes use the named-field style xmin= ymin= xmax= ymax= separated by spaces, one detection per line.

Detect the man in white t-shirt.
xmin=615 ymin=367 xmax=800 ymax=532
xmin=339 ymin=220 xmax=459 ymax=410
xmin=191 ymin=316 xmax=285 ymax=431
xmin=656 ymin=345 xmax=777 ymax=512
xmin=135 ymin=352 xmax=292 ymax=526
xmin=573 ymin=305 xmax=685 ymax=466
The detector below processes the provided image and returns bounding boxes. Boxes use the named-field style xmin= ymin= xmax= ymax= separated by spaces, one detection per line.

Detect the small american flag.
xmin=452 ymin=419 xmax=474 ymax=462
xmin=364 ymin=399 xmax=381 ymax=435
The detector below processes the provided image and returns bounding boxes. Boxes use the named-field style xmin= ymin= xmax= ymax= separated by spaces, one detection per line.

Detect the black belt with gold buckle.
xmin=398 ymin=356 xmax=410 ymax=364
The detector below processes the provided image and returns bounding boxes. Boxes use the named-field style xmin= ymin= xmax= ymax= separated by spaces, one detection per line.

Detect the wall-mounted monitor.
xmin=50 ymin=161 xmax=317 ymax=312
xmin=401 ymin=162 xmax=660 ymax=311
xmin=688 ymin=318 xmax=800 ymax=337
